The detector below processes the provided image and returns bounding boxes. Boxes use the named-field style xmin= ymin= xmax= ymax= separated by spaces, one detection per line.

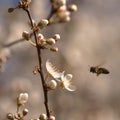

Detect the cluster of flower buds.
xmin=45 ymin=60 xmax=76 ymax=91
xmin=39 ymin=113 xmax=55 ymax=120
xmin=49 ymin=0 xmax=78 ymax=24
xmin=8 ymin=0 xmax=31 ymax=13
xmin=7 ymin=93 xmax=29 ymax=120
xmin=18 ymin=0 xmax=31 ymax=8
xmin=0 ymin=48 xmax=11 ymax=72
xmin=36 ymin=33 xmax=60 ymax=52
xmin=22 ymin=30 xmax=60 ymax=52
xmin=7 ymin=108 xmax=29 ymax=120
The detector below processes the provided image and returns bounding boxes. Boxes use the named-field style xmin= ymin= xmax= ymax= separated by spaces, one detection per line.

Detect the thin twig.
xmin=24 ymin=7 xmax=50 ymax=118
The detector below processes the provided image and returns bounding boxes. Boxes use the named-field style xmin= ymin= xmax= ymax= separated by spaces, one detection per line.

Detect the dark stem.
xmin=24 ymin=8 xmax=50 ymax=118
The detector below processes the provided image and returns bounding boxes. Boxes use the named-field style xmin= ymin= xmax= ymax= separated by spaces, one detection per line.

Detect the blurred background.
xmin=0 ymin=0 xmax=120 ymax=119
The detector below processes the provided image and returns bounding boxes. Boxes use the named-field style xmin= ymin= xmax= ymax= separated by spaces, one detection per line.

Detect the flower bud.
xmin=7 ymin=113 xmax=14 ymax=120
xmin=39 ymin=113 xmax=47 ymax=120
xmin=49 ymin=115 xmax=55 ymax=120
xmin=37 ymin=33 xmax=44 ymax=40
xmin=52 ymin=0 xmax=66 ymax=9
xmin=46 ymin=38 xmax=56 ymax=45
xmin=53 ymin=34 xmax=60 ymax=41
xmin=68 ymin=4 xmax=78 ymax=12
xmin=57 ymin=10 xmax=70 ymax=21
xmin=47 ymin=80 xmax=57 ymax=90
xmin=50 ymin=47 xmax=59 ymax=52
xmin=23 ymin=0 xmax=31 ymax=4
xmin=23 ymin=108 xmax=29 ymax=116
xmin=22 ymin=31 xmax=30 ymax=40
xmin=58 ymin=5 xmax=67 ymax=12
xmin=18 ymin=93 xmax=28 ymax=105
xmin=37 ymin=33 xmax=46 ymax=46
xmin=38 ymin=19 xmax=49 ymax=29
xmin=62 ymin=16 xmax=71 ymax=22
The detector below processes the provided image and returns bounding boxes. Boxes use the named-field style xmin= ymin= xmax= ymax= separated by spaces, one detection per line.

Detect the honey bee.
xmin=90 ymin=64 xmax=109 ymax=76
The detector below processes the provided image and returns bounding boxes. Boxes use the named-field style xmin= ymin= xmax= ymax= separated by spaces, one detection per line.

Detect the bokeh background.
xmin=0 ymin=0 xmax=120 ymax=120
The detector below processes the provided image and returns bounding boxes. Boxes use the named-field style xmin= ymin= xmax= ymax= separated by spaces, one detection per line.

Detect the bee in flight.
xmin=90 ymin=64 xmax=110 ymax=76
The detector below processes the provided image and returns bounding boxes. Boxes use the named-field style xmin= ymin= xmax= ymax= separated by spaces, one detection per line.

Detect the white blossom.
xmin=59 ymin=72 xmax=76 ymax=91
xmin=18 ymin=93 xmax=28 ymax=105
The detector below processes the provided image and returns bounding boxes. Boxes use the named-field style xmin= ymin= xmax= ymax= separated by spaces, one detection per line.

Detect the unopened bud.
xmin=7 ymin=113 xmax=14 ymax=120
xmin=53 ymin=34 xmax=60 ymax=41
xmin=39 ymin=113 xmax=47 ymax=120
xmin=58 ymin=5 xmax=67 ymax=12
xmin=8 ymin=8 xmax=15 ymax=13
xmin=38 ymin=19 xmax=49 ymax=29
xmin=23 ymin=108 xmax=29 ymax=116
xmin=47 ymin=80 xmax=57 ymax=90
xmin=50 ymin=47 xmax=58 ymax=52
xmin=18 ymin=93 xmax=28 ymax=105
xmin=37 ymin=34 xmax=46 ymax=46
xmin=57 ymin=10 xmax=70 ymax=20
xmin=22 ymin=31 xmax=30 ymax=40
xmin=62 ymin=16 xmax=71 ymax=22
xmin=46 ymin=38 xmax=56 ymax=45
xmin=37 ymin=33 xmax=44 ymax=40
xmin=23 ymin=0 xmax=31 ymax=4
xmin=68 ymin=4 xmax=78 ymax=12
xmin=49 ymin=115 xmax=55 ymax=120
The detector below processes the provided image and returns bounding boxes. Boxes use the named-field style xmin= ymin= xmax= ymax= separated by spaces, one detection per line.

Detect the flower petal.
xmin=46 ymin=60 xmax=62 ymax=79
xmin=65 ymin=85 xmax=76 ymax=91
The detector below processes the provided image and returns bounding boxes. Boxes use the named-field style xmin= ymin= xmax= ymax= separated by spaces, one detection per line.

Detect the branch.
xmin=23 ymin=7 xmax=50 ymax=118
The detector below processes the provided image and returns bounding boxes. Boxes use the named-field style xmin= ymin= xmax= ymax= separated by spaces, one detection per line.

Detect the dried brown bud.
xmin=23 ymin=108 xmax=29 ymax=116
xmin=8 ymin=8 xmax=15 ymax=13
xmin=33 ymin=66 xmax=39 ymax=75
xmin=7 ymin=113 xmax=14 ymax=120
xmin=22 ymin=31 xmax=30 ymax=40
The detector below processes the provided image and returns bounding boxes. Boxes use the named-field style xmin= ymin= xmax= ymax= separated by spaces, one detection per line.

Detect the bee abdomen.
xmin=99 ymin=68 xmax=109 ymax=74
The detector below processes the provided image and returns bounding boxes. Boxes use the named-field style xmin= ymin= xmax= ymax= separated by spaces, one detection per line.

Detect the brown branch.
xmin=23 ymin=7 xmax=50 ymax=118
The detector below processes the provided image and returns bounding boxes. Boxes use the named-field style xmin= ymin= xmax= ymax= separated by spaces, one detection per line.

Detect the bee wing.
xmin=96 ymin=60 xmax=106 ymax=68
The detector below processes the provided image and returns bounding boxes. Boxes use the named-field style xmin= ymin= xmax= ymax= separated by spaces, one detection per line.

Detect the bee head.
xmin=90 ymin=67 xmax=95 ymax=73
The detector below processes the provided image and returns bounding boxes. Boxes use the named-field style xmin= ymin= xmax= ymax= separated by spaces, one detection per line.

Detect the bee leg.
xmin=97 ymin=73 xmax=100 ymax=76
